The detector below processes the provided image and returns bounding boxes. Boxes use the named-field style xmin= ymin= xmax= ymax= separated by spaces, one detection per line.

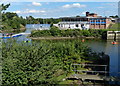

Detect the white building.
xmin=54 ymin=17 xmax=90 ymax=30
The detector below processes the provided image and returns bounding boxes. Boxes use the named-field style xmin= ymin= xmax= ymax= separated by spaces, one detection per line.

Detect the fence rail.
xmin=72 ymin=64 xmax=108 ymax=66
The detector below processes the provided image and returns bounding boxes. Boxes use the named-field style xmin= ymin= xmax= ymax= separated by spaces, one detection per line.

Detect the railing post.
xmin=105 ymin=66 xmax=107 ymax=77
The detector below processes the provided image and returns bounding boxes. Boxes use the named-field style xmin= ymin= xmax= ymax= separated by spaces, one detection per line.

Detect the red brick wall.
xmin=95 ymin=25 xmax=100 ymax=29
xmin=89 ymin=18 xmax=112 ymax=29
xmin=90 ymin=24 xmax=106 ymax=29
xmin=87 ymin=14 xmax=98 ymax=17
xmin=90 ymin=25 xmax=95 ymax=29
xmin=106 ymin=18 xmax=111 ymax=24
xmin=106 ymin=18 xmax=111 ymax=28
xmin=100 ymin=25 xmax=106 ymax=29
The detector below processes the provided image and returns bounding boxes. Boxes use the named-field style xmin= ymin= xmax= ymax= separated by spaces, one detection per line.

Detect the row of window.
xmin=90 ymin=20 xmax=106 ymax=22
xmin=91 ymin=24 xmax=106 ymax=25
xmin=90 ymin=19 xmax=106 ymax=20
xmin=58 ymin=24 xmax=85 ymax=27
xmin=59 ymin=23 xmax=105 ymax=27
xmin=90 ymin=22 xmax=106 ymax=24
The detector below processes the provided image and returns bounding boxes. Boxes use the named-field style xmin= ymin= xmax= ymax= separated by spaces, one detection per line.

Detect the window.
xmin=101 ymin=19 xmax=106 ymax=22
xmin=61 ymin=24 xmax=63 ymax=27
xmin=81 ymin=24 xmax=84 ymax=27
xmin=76 ymin=24 xmax=79 ymax=27
xmin=58 ymin=24 xmax=60 ymax=26
xmin=96 ymin=23 xmax=100 ymax=25
xmin=96 ymin=19 xmax=100 ymax=22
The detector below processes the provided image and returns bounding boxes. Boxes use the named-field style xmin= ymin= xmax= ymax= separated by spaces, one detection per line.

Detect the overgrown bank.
xmin=2 ymin=40 xmax=109 ymax=85
xmin=30 ymin=26 xmax=118 ymax=39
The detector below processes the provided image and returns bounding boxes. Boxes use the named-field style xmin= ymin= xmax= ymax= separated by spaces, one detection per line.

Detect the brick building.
xmin=54 ymin=12 xmax=112 ymax=29
xmin=86 ymin=12 xmax=111 ymax=29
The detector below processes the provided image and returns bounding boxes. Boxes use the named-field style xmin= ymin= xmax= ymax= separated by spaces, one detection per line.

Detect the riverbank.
xmin=29 ymin=36 xmax=99 ymax=40
xmin=0 ymin=27 xmax=26 ymax=33
xmin=30 ymin=26 xmax=109 ymax=40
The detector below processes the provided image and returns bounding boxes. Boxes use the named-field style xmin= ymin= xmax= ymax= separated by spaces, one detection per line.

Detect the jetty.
xmin=66 ymin=64 xmax=120 ymax=85
xmin=107 ymin=31 xmax=120 ymax=40
xmin=67 ymin=74 xmax=120 ymax=82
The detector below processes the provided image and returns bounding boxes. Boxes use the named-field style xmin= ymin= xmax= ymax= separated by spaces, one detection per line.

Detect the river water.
xmin=85 ymin=39 xmax=120 ymax=77
xmin=1 ymin=24 xmax=120 ymax=78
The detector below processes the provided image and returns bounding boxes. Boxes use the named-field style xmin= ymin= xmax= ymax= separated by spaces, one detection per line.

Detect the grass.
xmin=56 ymin=71 xmax=75 ymax=84
xmin=110 ymin=23 xmax=120 ymax=30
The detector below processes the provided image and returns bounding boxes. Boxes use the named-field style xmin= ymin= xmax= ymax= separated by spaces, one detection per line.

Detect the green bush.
xmin=31 ymin=26 xmax=114 ymax=39
xmin=2 ymin=40 xmax=109 ymax=85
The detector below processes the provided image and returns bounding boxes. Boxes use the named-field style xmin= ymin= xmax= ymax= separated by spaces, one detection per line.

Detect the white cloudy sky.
xmin=0 ymin=0 xmax=119 ymax=2
xmin=1 ymin=1 xmax=119 ymax=18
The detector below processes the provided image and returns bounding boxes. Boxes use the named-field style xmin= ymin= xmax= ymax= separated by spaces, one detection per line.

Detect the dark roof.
xmin=60 ymin=16 xmax=110 ymax=19
xmin=60 ymin=16 xmax=87 ymax=19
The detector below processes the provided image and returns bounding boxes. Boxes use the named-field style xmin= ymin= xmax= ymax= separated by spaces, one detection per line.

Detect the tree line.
xmin=1 ymin=3 xmax=61 ymax=31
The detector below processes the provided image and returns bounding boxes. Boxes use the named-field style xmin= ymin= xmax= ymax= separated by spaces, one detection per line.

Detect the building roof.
xmin=60 ymin=16 xmax=110 ymax=19
xmin=89 ymin=13 xmax=97 ymax=15
xmin=60 ymin=16 xmax=87 ymax=19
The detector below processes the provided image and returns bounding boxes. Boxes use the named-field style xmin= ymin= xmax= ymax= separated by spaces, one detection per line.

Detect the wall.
xmin=107 ymin=31 xmax=120 ymax=40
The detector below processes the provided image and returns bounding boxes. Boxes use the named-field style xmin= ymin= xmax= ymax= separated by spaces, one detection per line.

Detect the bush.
xmin=2 ymin=40 xmax=109 ymax=85
xmin=31 ymin=27 xmax=117 ymax=39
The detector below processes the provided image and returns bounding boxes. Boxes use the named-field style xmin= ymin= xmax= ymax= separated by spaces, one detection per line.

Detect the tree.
xmin=0 ymin=3 xmax=10 ymax=12
xmin=110 ymin=15 xmax=119 ymax=18
xmin=4 ymin=12 xmax=18 ymax=19
xmin=76 ymin=15 xmax=80 ymax=17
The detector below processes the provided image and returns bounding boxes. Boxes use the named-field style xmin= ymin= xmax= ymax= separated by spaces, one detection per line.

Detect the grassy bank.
xmin=110 ymin=23 xmax=120 ymax=29
xmin=0 ymin=27 xmax=26 ymax=33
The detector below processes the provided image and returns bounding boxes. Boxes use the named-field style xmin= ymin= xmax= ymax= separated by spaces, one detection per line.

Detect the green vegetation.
xmin=109 ymin=15 xmax=119 ymax=18
xmin=25 ymin=16 xmax=61 ymax=24
xmin=2 ymin=40 xmax=109 ymax=85
xmin=110 ymin=23 xmax=120 ymax=29
xmin=1 ymin=4 xmax=61 ymax=32
xmin=2 ymin=12 xmax=26 ymax=30
xmin=1 ymin=4 xmax=26 ymax=31
xmin=31 ymin=26 xmax=118 ymax=39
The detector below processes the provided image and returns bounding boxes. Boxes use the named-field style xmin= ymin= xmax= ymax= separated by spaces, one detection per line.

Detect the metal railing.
xmin=72 ymin=64 xmax=108 ymax=76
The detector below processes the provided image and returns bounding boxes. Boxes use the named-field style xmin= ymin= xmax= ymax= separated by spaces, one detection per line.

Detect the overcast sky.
xmin=1 ymin=1 xmax=118 ymax=18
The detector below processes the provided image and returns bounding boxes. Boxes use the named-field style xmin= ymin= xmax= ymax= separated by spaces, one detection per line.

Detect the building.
xmin=115 ymin=18 xmax=120 ymax=23
xmin=54 ymin=17 xmax=90 ymax=30
xmin=86 ymin=12 xmax=98 ymax=17
xmin=54 ymin=12 xmax=112 ymax=30
xmin=88 ymin=17 xmax=111 ymax=29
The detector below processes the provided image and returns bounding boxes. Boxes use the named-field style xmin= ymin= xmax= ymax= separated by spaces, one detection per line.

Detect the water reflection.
xmin=85 ymin=39 xmax=120 ymax=77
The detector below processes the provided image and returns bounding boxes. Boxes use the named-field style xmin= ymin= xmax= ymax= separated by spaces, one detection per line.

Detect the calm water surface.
xmin=85 ymin=39 xmax=120 ymax=77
